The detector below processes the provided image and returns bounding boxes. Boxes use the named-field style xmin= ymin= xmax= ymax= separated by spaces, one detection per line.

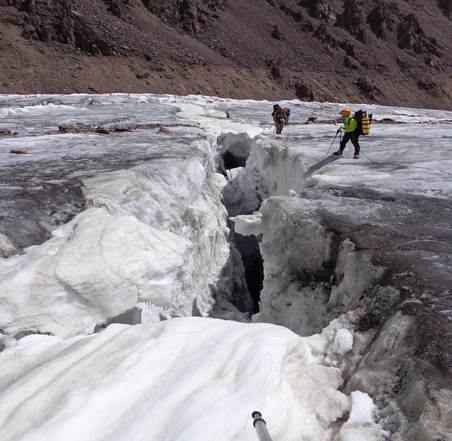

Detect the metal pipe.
xmin=252 ymin=411 xmax=273 ymax=441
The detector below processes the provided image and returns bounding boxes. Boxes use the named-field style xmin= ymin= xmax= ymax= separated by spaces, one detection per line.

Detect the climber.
xmin=272 ymin=104 xmax=290 ymax=135
xmin=333 ymin=108 xmax=361 ymax=159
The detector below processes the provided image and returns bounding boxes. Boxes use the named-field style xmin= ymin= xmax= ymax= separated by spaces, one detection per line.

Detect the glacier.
xmin=0 ymin=93 xmax=451 ymax=441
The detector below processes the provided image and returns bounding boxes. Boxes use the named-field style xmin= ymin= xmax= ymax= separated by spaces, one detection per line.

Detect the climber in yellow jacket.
xmin=333 ymin=108 xmax=361 ymax=159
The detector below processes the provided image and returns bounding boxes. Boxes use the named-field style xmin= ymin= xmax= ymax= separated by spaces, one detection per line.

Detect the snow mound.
xmin=230 ymin=212 xmax=263 ymax=236
xmin=332 ymin=329 xmax=354 ymax=355
xmin=0 ymin=318 xmax=350 ymax=441
xmin=339 ymin=391 xmax=382 ymax=441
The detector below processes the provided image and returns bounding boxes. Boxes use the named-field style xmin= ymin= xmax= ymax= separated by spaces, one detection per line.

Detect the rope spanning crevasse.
xmin=310 ymin=129 xmax=451 ymax=176
xmin=252 ymin=412 xmax=274 ymax=441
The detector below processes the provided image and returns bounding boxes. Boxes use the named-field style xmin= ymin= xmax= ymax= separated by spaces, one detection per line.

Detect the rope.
xmin=317 ymin=131 xmax=451 ymax=177
xmin=359 ymin=150 xmax=451 ymax=176
xmin=327 ymin=129 xmax=450 ymax=176
xmin=300 ymin=126 xmax=451 ymax=178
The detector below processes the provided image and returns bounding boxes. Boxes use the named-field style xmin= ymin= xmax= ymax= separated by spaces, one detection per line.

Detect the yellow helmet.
xmin=339 ymin=108 xmax=351 ymax=116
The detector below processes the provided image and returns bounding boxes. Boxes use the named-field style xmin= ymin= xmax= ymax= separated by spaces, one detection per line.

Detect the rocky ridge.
xmin=0 ymin=0 xmax=451 ymax=108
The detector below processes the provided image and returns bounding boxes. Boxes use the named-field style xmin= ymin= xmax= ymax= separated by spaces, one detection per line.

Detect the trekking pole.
xmin=327 ymin=129 xmax=340 ymax=155
xmin=252 ymin=411 xmax=273 ymax=441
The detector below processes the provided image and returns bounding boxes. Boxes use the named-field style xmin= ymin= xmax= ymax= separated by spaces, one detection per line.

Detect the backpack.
xmin=354 ymin=109 xmax=372 ymax=135
xmin=281 ymin=107 xmax=291 ymax=118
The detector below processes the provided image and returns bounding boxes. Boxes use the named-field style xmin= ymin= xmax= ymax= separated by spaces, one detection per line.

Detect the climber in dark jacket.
xmin=272 ymin=104 xmax=289 ymax=135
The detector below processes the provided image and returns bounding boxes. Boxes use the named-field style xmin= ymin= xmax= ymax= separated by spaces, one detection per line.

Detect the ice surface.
xmin=1 ymin=93 xmax=451 ymax=441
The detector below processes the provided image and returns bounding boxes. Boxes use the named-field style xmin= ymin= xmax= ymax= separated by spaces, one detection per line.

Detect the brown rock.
xmin=58 ymin=124 xmax=76 ymax=132
xmin=397 ymin=14 xmax=441 ymax=56
xmin=95 ymin=127 xmax=110 ymax=134
xmin=336 ymin=0 xmax=366 ymax=41
xmin=271 ymin=24 xmax=281 ymax=40
xmin=295 ymin=83 xmax=315 ymax=101
xmin=417 ymin=78 xmax=440 ymax=97
xmin=367 ymin=1 xmax=393 ymax=39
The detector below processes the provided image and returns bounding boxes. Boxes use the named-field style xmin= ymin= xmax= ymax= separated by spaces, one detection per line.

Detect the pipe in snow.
xmin=252 ymin=411 xmax=273 ymax=441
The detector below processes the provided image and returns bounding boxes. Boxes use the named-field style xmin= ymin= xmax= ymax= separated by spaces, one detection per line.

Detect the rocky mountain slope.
xmin=0 ymin=1 xmax=451 ymax=107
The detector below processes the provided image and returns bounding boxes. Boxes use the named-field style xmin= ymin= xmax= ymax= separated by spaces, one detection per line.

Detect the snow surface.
xmin=0 ymin=318 xmax=362 ymax=441
xmin=1 ymin=93 xmax=451 ymax=441
xmin=339 ymin=392 xmax=382 ymax=441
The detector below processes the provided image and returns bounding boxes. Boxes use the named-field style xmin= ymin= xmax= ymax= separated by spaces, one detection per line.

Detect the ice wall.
xmin=249 ymin=197 xmax=382 ymax=336
xmin=226 ymin=101 xmax=452 ymax=440
xmin=0 ymin=137 xmax=233 ymax=337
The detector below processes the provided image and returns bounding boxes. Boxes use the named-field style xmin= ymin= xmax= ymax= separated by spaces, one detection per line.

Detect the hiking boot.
xmin=353 ymin=154 xmax=359 ymax=159
xmin=333 ymin=150 xmax=341 ymax=156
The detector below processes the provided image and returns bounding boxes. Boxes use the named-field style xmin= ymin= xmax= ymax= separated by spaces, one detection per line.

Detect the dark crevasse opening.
xmin=94 ymin=307 xmax=142 ymax=332
xmin=218 ymin=132 xmax=264 ymax=313
xmin=233 ymin=233 xmax=263 ymax=313
xmin=223 ymin=150 xmax=245 ymax=169
xmin=218 ymin=132 xmax=258 ymax=172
